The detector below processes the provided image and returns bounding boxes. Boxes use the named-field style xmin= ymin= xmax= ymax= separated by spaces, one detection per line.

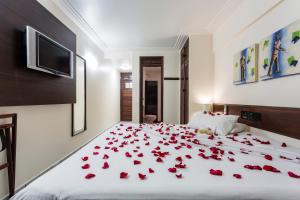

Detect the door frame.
xmin=180 ymin=39 xmax=189 ymax=124
xmin=139 ymin=56 xmax=164 ymax=123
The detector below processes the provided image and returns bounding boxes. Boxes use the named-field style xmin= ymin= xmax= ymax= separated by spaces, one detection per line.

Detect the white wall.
xmin=132 ymin=50 xmax=180 ymax=124
xmin=213 ymin=0 xmax=300 ymax=108
xmin=189 ymin=35 xmax=215 ymax=119
xmin=0 ymin=0 xmax=120 ymax=199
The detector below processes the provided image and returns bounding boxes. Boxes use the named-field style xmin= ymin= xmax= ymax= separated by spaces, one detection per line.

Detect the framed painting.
xmin=72 ymin=55 xmax=87 ymax=136
xmin=259 ymin=19 xmax=300 ymax=80
xmin=233 ymin=44 xmax=258 ymax=85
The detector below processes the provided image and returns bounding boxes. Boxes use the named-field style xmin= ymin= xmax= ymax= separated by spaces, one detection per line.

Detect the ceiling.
xmin=55 ymin=0 xmax=243 ymax=51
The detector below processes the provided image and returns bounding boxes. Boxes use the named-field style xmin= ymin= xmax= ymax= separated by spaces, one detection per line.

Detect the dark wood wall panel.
xmin=213 ymin=104 xmax=300 ymax=140
xmin=0 ymin=0 xmax=76 ymax=106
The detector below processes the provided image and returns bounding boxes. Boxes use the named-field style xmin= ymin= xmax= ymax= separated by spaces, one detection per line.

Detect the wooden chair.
xmin=0 ymin=114 xmax=17 ymax=198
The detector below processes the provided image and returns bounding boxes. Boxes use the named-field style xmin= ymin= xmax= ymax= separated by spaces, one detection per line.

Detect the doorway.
xmin=120 ymin=72 xmax=132 ymax=121
xmin=139 ymin=57 xmax=163 ymax=123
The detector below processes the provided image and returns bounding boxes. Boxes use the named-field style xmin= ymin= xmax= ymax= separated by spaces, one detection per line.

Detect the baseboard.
xmin=0 ymin=123 xmax=118 ymax=200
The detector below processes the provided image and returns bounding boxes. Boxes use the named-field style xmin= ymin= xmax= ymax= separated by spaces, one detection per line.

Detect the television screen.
xmin=38 ymin=34 xmax=71 ymax=76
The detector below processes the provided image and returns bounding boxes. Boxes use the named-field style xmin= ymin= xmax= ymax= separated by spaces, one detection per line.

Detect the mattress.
xmin=11 ymin=122 xmax=300 ymax=200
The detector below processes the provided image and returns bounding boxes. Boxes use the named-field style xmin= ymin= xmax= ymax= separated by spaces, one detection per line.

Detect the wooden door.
xmin=120 ymin=73 xmax=132 ymax=121
xmin=180 ymin=39 xmax=189 ymax=124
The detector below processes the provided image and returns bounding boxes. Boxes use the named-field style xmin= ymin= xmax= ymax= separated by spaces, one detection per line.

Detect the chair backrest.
xmin=0 ymin=113 xmax=17 ymax=197
xmin=0 ymin=129 xmax=6 ymax=152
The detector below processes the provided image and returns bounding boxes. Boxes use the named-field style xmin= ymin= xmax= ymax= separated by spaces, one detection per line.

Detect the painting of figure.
xmin=259 ymin=19 xmax=300 ymax=80
xmin=233 ymin=44 xmax=258 ymax=85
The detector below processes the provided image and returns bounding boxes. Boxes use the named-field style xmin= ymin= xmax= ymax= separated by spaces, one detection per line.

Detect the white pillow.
xmin=187 ymin=112 xmax=209 ymax=129
xmin=188 ymin=112 xmax=239 ymax=135
xmin=229 ymin=123 xmax=248 ymax=134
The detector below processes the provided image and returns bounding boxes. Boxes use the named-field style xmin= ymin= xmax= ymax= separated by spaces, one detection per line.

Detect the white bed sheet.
xmin=11 ymin=122 xmax=300 ymax=200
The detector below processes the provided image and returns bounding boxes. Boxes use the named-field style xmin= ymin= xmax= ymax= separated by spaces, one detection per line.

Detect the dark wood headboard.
xmin=213 ymin=104 xmax=300 ymax=140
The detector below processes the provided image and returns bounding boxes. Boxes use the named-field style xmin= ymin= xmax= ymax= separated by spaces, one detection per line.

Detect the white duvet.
xmin=11 ymin=122 xmax=300 ymax=200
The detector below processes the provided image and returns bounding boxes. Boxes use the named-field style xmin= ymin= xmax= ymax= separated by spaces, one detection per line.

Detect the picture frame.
xmin=233 ymin=44 xmax=259 ymax=85
xmin=259 ymin=19 xmax=300 ymax=80
xmin=72 ymin=55 xmax=87 ymax=136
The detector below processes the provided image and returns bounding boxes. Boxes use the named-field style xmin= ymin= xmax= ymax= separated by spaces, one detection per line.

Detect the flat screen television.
xmin=26 ymin=26 xmax=74 ymax=78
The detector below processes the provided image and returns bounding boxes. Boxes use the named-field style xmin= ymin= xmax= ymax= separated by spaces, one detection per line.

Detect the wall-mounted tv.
xmin=26 ymin=26 xmax=74 ymax=78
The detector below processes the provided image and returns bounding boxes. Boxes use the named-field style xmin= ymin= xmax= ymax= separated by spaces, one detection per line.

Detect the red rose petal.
xmin=85 ymin=173 xmax=95 ymax=179
xmin=175 ymin=163 xmax=186 ymax=169
xmin=125 ymin=152 xmax=132 ymax=158
xmin=233 ymin=174 xmax=242 ymax=179
xmin=199 ymin=149 xmax=205 ymax=153
xmin=198 ymin=153 xmax=209 ymax=159
xmin=210 ymin=154 xmax=221 ymax=161
xmin=102 ymin=161 xmax=109 ymax=169
xmin=145 ymin=142 xmax=150 ymax=146
xmin=134 ymin=160 xmax=141 ymax=165
xmin=94 ymin=146 xmax=100 ymax=149
xmin=81 ymin=163 xmax=90 ymax=169
xmin=103 ymin=154 xmax=109 ymax=159
xmin=176 ymin=174 xmax=183 ymax=179
xmin=228 ymin=157 xmax=235 ymax=162
xmin=263 ymin=165 xmax=280 ymax=173
xmin=175 ymin=156 xmax=183 ymax=162
xmin=149 ymin=168 xmax=155 ymax=173
xmin=228 ymin=151 xmax=235 ymax=155
xmin=185 ymin=155 xmax=192 ymax=159
xmin=137 ymin=153 xmax=144 ymax=157
xmin=288 ymin=171 xmax=300 ymax=178
xmin=138 ymin=173 xmax=146 ymax=180
xmin=156 ymin=157 xmax=163 ymax=163
xmin=81 ymin=156 xmax=89 ymax=161
xmin=264 ymin=154 xmax=273 ymax=161
xmin=209 ymin=169 xmax=223 ymax=176
xmin=244 ymin=165 xmax=262 ymax=170
xmin=208 ymin=135 xmax=214 ymax=140
xmin=120 ymin=172 xmax=128 ymax=179
xmin=261 ymin=140 xmax=270 ymax=145
xmin=281 ymin=142 xmax=287 ymax=147
xmin=93 ymin=152 xmax=99 ymax=155
xmin=168 ymin=168 xmax=177 ymax=173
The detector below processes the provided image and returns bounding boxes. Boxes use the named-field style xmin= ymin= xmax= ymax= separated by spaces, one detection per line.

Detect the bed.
xmin=11 ymin=122 xmax=300 ymax=200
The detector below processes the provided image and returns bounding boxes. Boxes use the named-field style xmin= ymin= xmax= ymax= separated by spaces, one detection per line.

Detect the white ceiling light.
xmin=120 ymin=63 xmax=132 ymax=71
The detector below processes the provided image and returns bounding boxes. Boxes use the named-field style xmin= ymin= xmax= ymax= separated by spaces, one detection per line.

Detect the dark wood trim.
xmin=0 ymin=113 xmax=17 ymax=197
xmin=139 ymin=56 xmax=164 ymax=123
xmin=164 ymin=77 xmax=180 ymax=80
xmin=180 ymin=39 xmax=189 ymax=124
xmin=72 ymin=55 xmax=87 ymax=136
xmin=213 ymin=103 xmax=300 ymax=140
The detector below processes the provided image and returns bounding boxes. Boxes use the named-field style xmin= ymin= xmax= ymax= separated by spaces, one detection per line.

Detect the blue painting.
xmin=233 ymin=44 xmax=258 ymax=85
xmin=259 ymin=20 xmax=300 ymax=80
